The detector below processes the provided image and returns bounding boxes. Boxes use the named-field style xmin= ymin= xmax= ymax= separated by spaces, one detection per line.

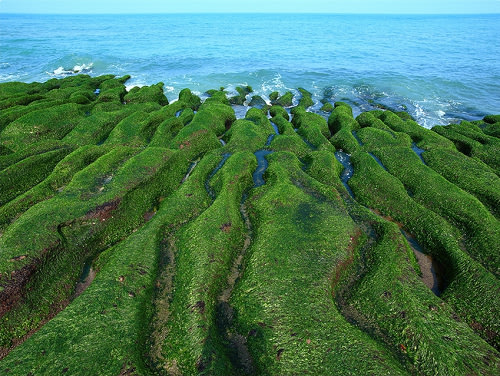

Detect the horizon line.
xmin=2 ymin=11 xmax=500 ymax=16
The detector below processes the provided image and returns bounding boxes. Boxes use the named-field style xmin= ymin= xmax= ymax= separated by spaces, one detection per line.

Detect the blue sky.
xmin=1 ymin=0 xmax=500 ymax=14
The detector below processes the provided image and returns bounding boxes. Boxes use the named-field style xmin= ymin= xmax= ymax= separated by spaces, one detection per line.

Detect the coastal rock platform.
xmin=0 ymin=75 xmax=499 ymax=375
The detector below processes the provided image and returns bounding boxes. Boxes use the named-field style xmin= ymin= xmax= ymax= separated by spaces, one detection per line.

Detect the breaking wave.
xmin=48 ymin=63 xmax=94 ymax=77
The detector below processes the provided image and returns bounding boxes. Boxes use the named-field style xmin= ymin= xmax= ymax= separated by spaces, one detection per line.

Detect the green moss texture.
xmin=0 ymin=75 xmax=499 ymax=375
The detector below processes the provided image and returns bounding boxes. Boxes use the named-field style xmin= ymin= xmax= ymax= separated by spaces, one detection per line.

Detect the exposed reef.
xmin=0 ymin=75 xmax=499 ymax=375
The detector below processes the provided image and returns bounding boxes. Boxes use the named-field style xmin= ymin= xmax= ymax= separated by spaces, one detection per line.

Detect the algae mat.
xmin=0 ymin=75 xmax=499 ymax=375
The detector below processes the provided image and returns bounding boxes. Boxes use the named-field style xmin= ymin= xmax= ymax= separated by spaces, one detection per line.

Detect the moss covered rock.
xmin=0 ymin=76 xmax=499 ymax=376
xmin=123 ymin=83 xmax=169 ymax=105
xmin=248 ymin=95 xmax=267 ymax=109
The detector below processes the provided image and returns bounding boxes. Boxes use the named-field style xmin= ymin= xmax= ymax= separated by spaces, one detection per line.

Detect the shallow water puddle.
xmin=352 ymin=130 xmax=364 ymax=146
xmin=232 ymin=105 xmax=249 ymax=120
xmin=264 ymin=122 xmax=280 ymax=146
xmin=252 ymin=150 xmax=273 ymax=188
xmin=205 ymin=153 xmax=231 ymax=199
xmin=334 ymin=151 xmax=355 ymax=198
xmin=265 ymin=134 xmax=275 ymax=146
xmin=181 ymin=160 xmax=198 ymax=183
xmin=401 ymin=229 xmax=444 ymax=296
xmin=368 ymin=152 xmax=388 ymax=171
xmin=73 ymin=259 xmax=96 ymax=299
xmin=411 ymin=142 xmax=427 ymax=164
xmin=270 ymin=121 xmax=280 ymax=135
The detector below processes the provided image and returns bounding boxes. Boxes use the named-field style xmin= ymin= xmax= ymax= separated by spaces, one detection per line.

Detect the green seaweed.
xmin=320 ymin=102 xmax=334 ymax=113
xmin=224 ymin=120 xmax=269 ymax=153
xmin=0 ymin=150 xmax=222 ymax=376
xmin=269 ymin=105 xmax=289 ymax=121
xmin=0 ymin=77 xmax=499 ymax=375
xmin=346 ymin=149 xmax=500 ymax=351
xmin=0 ymin=145 xmax=109 ymax=229
xmin=229 ymin=86 xmax=253 ymax=105
xmin=377 ymin=111 xmax=455 ymax=150
xmin=229 ymin=151 xmax=410 ymax=375
xmin=179 ymin=88 xmax=202 ymax=111
xmin=297 ymin=87 xmax=314 ymax=109
xmin=0 ymin=146 xmax=74 ymax=207
xmin=432 ymin=121 xmax=500 ymax=173
xmin=160 ymin=152 xmax=256 ymax=375
xmin=270 ymin=91 xmax=294 ymax=107
xmin=328 ymin=103 xmax=361 ymax=154
xmin=248 ymin=95 xmax=267 ymax=109
xmin=205 ymin=90 xmax=230 ymax=106
xmin=0 ymin=103 xmax=90 ymax=151
xmin=292 ymin=106 xmax=333 ymax=151
xmin=123 ymin=83 xmax=169 ymax=106
xmin=423 ymin=148 xmax=500 ymax=218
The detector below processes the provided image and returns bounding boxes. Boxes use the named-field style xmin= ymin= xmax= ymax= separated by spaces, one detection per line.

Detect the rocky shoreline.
xmin=0 ymin=74 xmax=499 ymax=375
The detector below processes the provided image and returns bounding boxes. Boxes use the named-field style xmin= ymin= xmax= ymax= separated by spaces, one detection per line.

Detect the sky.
xmin=1 ymin=0 xmax=500 ymax=14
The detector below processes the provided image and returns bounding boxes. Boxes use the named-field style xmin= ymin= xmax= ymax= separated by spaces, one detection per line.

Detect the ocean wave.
xmin=33 ymin=63 xmax=491 ymax=128
xmin=155 ymin=77 xmax=482 ymax=128
xmin=47 ymin=63 xmax=94 ymax=77
xmin=259 ymin=73 xmax=291 ymax=96
xmin=0 ymin=73 xmax=22 ymax=81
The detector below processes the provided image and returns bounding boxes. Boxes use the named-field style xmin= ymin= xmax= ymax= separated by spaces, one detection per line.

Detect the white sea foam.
xmin=260 ymin=73 xmax=288 ymax=94
xmin=411 ymin=100 xmax=455 ymax=129
xmin=414 ymin=103 xmax=425 ymax=118
xmin=125 ymin=83 xmax=145 ymax=92
xmin=0 ymin=73 xmax=21 ymax=81
xmin=73 ymin=64 xmax=92 ymax=73
xmin=48 ymin=63 xmax=93 ymax=77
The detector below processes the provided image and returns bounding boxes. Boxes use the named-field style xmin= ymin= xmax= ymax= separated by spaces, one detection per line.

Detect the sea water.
xmin=1 ymin=13 xmax=499 ymax=127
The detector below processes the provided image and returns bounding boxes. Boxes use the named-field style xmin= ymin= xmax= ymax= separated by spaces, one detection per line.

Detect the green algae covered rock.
xmin=268 ymin=91 xmax=279 ymax=102
xmin=484 ymin=114 xmax=500 ymax=124
xmin=483 ymin=122 xmax=500 ymax=138
xmin=0 ymin=81 xmax=43 ymax=100
xmin=0 ymin=76 xmax=499 ymax=376
xmin=432 ymin=121 xmax=500 ymax=173
xmin=269 ymin=105 xmax=289 ymax=121
xmin=178 ymin=88 xmax=202 ymax=111
xmin=328 ymin=102 xmax=361 ymax=153
xmin=228 ymin=85 xmax=253 ymax=105
xmin=275 ymin=91 xmax=294 ymax=107
xmin=269 ymin=91 xmax=294 ymax=107
xmin=320 ymin=102 xmax=334 ymax=113
xmin=0 ymin=145 xmax=11 ymax=156
xmin=124 ymin=82 xmax=169 ymax=105
xmin=205 ymin=90 xmax=230 ymax=106
xmin=248 ymin=95 xmax=267 ymax=109
xmin=292 ymin=106 xmax=333 ymax=151
xmin=0 ymin=103 xmax=91 ymax=151
xmin=297 ymin=87 xmax=314 ymax=108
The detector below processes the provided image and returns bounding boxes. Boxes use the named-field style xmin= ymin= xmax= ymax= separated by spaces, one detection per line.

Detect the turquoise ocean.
xmin=1 ymin=13 xmax=499 ymax=127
